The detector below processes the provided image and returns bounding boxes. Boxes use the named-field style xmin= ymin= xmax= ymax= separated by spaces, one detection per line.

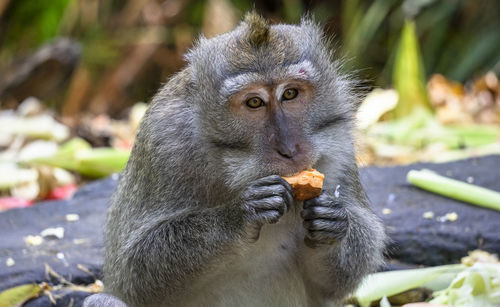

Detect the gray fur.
xmin=85 ymin=15 xmax=386 ymax=307
xmin=84 ymin=294 xmax=127 ymax=307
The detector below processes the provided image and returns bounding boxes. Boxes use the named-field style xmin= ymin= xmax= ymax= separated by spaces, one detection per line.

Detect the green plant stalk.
xmin=58 ymin=137 xmax=92 ymax=154
xmin=75 ymin=148 xmax=130 ymax=178
xmin=32 ymin=148 xmax=130 ymax=178
xmin=354 ymin=264 xmax=464 ymax=307
xmin=28 ymin=138 xmax=130 ymax=178
xmin=407 ymin=169 xmax=500 ymax=211
xmin=28 ymin=138 xmax=93 ymax=171
xmin=392 ymin=19 xmax=432 ymax=118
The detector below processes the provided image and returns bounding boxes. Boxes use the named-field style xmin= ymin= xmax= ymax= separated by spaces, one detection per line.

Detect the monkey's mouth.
xmin=279 ymin=168 xmax=312 ymax=177
xmin=266 ymin=154 xmax=313 ymax=177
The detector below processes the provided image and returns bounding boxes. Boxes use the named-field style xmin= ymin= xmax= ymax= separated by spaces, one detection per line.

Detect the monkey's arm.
xmin=297 ymin=182 xmax=386 ymax=301
xmin=110 ymin=205 xmax=242 ymax=305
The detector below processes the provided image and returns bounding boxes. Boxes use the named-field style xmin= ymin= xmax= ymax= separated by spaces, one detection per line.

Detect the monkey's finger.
xmin=301 ymin=206 xmax=348 ymax=221
xmin=250 ymin=196 xmax=287 ymax=215
xmin=303 ymin=219 xmax=348 ymax=233
xmin=252 ymin=175 xmax=293 ymax=192
xmin=303 ymin=193 xmax=333 ymax=209
xmin=249 ymin=176 xmax=293 ymax=210
xmin=251 ymin=175 xmax=284 ymax=186
xmin=254 ymin=184 xmax=294 ymax=212
xmin=245 ymin=184 xmax=292 ymax=201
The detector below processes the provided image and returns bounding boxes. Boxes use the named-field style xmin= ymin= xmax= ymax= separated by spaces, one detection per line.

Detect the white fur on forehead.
xmin=220 ymin=72 xmax=261 ymax=98
xmin=220 ymin=60 xmax=319 ymax=98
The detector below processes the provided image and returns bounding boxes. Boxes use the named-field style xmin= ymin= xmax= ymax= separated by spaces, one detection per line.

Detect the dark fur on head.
xmin=244 ymin=11 xmax=270 ymax=46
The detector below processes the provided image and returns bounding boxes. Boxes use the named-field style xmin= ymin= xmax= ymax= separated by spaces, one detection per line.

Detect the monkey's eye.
xmin=282 ymin=88 xmax=298 ymax=100
xmin=246 ymin=97 xmax=264 ymax=108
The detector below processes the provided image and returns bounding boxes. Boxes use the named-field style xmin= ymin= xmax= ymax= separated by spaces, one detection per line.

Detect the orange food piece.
xmin=282 ymin=169 xmax=324 ymax=201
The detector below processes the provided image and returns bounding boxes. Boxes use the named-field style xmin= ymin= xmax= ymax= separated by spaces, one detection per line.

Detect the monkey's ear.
xmin=243 ymin=11 xmax=270 ymax=46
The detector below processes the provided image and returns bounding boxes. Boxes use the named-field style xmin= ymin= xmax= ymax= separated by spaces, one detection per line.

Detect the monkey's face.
xmin=227 ymin=80 xmax=315 ymax=177
xmin=187 ymin=19 xmax=356 ymax=189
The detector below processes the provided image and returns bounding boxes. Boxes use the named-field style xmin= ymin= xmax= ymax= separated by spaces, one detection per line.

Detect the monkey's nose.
xmin=277 ymin=144 xmax=298 ymax=159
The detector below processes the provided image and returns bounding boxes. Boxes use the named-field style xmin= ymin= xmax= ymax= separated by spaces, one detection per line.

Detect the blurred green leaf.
xmin=343 ymin=0 xmax=396 ymax=61
xmin=1 ymin=0 xmax=73 ymax=50
xmin=229 ymin=0 xmax=252 ymax=13
xmin=283 ymin=0 xmax=303 ymax=23
xmin=417 ymin=0 xmax=458 ymax=74
xmin=187 ymin=0 xmax=207 ymax=27
xmin=447 ymin=28 xmax=500 ymax=82
xmin=0 ymin=283 xmax=43 ymax=307
xmin=341 ymin=0 xmax=362 ymax=42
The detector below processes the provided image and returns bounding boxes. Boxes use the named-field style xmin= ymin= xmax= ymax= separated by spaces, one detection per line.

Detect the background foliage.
xmin=0 ymin=0 xmax=499 ymax=117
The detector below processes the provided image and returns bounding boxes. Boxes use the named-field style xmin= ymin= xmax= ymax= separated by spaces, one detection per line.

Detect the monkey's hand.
xmin=239 ymin=175 xmax=294 ymax=242
xmin=301 ymin=193 xmax=348 ymax=248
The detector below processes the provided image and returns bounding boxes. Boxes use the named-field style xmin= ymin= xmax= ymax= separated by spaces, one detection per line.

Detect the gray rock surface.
xmin=361 ymin=155 xmax=500 ymax=265
xmin=0 ymin=155 xmax=499 ymax=306
xmin=0 ymin=177 xmax=116 ymax=305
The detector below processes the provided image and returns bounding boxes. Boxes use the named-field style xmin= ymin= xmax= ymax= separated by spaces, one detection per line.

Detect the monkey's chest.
xmin=244 ymin=210 xmax=303 ymax=265
xmin=188 ymin=211 xmax=309 ymax=307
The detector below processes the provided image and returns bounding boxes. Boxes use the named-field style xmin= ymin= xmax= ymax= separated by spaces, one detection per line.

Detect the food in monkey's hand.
xmin=282 ymin=169 xmax=324 ymax=201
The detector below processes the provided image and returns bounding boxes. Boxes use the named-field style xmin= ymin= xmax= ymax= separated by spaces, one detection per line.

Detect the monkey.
xmin=83 ymin=12 xmax=386 ymax=307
